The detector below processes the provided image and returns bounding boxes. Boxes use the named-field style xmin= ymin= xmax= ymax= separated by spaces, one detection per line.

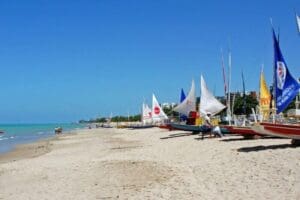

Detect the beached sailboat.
xmin=142 ymin=103 xmax=152 ymax=125
xmin=151 ymin=94 xmax=168 ymax=124
xmin=171 ymin=75 xmax=226 ymax=135
xmin=222 ymin=70 xmax=270 ymax=138
xmin=159 ymin=89 xmax=186 ymax=130
xmin=173 ymin=80 xmax=196 ymax=117
xmin=127 ymin=103 xmax=154 ymax=129
xmin=251 ymin=28 xmax=300 ymax=144
xmin=199 ymin=75 xmax=226 ymax=116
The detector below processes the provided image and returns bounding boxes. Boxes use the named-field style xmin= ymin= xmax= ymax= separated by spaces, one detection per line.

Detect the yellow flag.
xmin=259 ymin=71 xmax=271 ymax=120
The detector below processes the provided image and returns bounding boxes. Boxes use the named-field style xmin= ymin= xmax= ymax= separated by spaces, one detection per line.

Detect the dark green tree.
xmin=233 ymin=95 xmax=258 ymax=115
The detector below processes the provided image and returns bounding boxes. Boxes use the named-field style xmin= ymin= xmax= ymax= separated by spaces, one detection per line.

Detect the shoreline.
xmin=0 ymin=127 xmax=300 ymax=199
xmin=0 ymin=124 xmax=86 ymax=155
xmin=0 ymin=128 xmax=82 ymax=164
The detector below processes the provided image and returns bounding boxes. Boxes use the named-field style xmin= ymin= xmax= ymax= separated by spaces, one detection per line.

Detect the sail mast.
xmin=227 ymin=49 xmax=232 ymax=125
xmin=221 ymin=48 xmax=227 ymax=97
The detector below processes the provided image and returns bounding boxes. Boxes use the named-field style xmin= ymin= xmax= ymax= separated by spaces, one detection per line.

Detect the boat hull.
xmin=251 ymin=123 xmax=300 ymax=140
xmin=221 ymin=125 xmax=263 ymax=138
xmin=128 ymin=125 xmax=154 ymax=129
xmin=170 ymin=123 xmax=211 ymax=133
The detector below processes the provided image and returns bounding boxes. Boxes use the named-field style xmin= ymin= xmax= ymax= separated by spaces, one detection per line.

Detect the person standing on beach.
xmin=204 ymin=113 xmax=212 ymax=127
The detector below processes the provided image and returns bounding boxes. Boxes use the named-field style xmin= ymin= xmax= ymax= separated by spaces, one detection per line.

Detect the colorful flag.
xmin=259 ymin=70 xmax=271 ymax=120
xmin=272 ymin=28 xmax=300 ymax=113
xmin=179 ymin=89 xmax=187 ymax=121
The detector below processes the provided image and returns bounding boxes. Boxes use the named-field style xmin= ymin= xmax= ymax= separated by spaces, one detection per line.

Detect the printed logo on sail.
xmin=154 ymin=106 xmax=160 ymax=114
xmin=276 ymin=61 xmax=286 ymax=90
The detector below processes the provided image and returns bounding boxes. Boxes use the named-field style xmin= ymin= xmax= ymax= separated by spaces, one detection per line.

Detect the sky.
xmin=0 ymin=0 xmax=299 ymax=123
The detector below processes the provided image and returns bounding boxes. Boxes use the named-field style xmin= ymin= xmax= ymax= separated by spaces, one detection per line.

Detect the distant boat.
xmin=142 ymin=103 xmax=152 ymax=125
xmin=151 ymin=94 xmax=168 ymax=124
xmin=130 ymin=94 xmax=167 ymax=129
xmin=127 ymin=124 xmax=154 ymax=129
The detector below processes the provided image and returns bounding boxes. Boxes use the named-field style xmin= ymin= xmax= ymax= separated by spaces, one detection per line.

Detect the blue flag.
xmin=179 ymin=88 xmax=187 ymax=121
xmin=273 ymin=29 xmax=300 ymax=113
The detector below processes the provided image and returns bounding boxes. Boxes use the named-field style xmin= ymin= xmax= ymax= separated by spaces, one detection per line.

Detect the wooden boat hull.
xmin=251 ymin=123 xmax=300 ymax=140
xmin=221 ymin=125 xmax=263 ymax=138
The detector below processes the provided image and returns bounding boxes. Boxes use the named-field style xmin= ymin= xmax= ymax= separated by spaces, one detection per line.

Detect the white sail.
xmin=142 ymin=103 xmax=152 ymax=125
xmin=200 ymin=75 xmax=226 ymax=116
xmin=297 ymin=14 xmax=300 ymax=33
xmin=152 ymin=94 xmax=168 ymax=123
xmin=173 ymin=80 xmax=196 ymax=116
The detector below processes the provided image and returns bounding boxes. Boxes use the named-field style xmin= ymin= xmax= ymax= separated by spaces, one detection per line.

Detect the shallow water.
xmin=0 ymin=123 xmax=85 ymax=153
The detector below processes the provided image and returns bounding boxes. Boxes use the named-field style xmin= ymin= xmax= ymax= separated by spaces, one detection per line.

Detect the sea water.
xmin=0 ymin=123 xmax=86 ymax=153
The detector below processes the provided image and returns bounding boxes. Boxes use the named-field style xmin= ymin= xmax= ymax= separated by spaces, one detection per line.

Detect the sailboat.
xmin=142 ymin=103 xmax=153 ymax=125
xmin=199 ymin=75 xmax=226 ymax=116
xmin=251 ymin=28 xmax=300 ymax=145
xmin=221 ymin=70 xmax=270 ymax=138
xmin=159 ymin=88 xmax=186 ymax=130
xmin=152 ymin=94 xmax=168 ymax=124
xmin=171 ymin=75 xmax=226 ymax=135
xmin=173 ymin=80 xmax=196 ymax=117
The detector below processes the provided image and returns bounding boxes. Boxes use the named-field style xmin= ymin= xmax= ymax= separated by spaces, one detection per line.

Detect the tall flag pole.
xmin=272 ymin=28 xmax=300 ymax=113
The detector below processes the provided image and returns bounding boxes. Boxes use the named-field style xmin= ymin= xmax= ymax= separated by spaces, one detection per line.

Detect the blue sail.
xmin=273 ymin=29 xmax=300 ymax=114
xmin=179 ymin=88 xmax=188 ymax=121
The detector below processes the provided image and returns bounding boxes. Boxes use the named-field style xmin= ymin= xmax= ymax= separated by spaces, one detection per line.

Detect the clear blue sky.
xmin=0 ymin=0 xmax=299 ymax=123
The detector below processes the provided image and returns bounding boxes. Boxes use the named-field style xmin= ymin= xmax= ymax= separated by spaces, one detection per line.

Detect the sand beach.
xmin=0 ymin=127 xmax=300 ymax=200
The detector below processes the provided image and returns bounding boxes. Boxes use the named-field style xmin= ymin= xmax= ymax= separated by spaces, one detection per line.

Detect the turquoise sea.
xmin=0 ymin=123 xmax=86 ymax=153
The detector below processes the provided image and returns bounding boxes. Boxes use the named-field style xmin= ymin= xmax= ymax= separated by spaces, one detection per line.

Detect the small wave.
xmin=0 ymin=137 xmax=8 ymax=141
xmin=37 ymin=132 xmax=44 ymax=135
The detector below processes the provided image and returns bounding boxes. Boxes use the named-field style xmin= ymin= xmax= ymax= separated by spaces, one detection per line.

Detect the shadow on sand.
xmin=194 ymin=134 xmax=220 ymax=140
xmin=160 ymin=132 xmax=193 ymax=139
xmin=237 ymin=144 xmax=299 ymax=152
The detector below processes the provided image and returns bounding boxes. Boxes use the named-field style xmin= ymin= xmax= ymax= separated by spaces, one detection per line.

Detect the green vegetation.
xmin=233 ymin=95 xmax=258 ymax=115
xmin=79 ymin=114 xmax=141 ymax=123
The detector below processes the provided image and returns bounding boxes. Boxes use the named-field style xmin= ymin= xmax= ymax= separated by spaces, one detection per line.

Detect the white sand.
xmin=0 ymin=127 xmax=300 ymax=199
